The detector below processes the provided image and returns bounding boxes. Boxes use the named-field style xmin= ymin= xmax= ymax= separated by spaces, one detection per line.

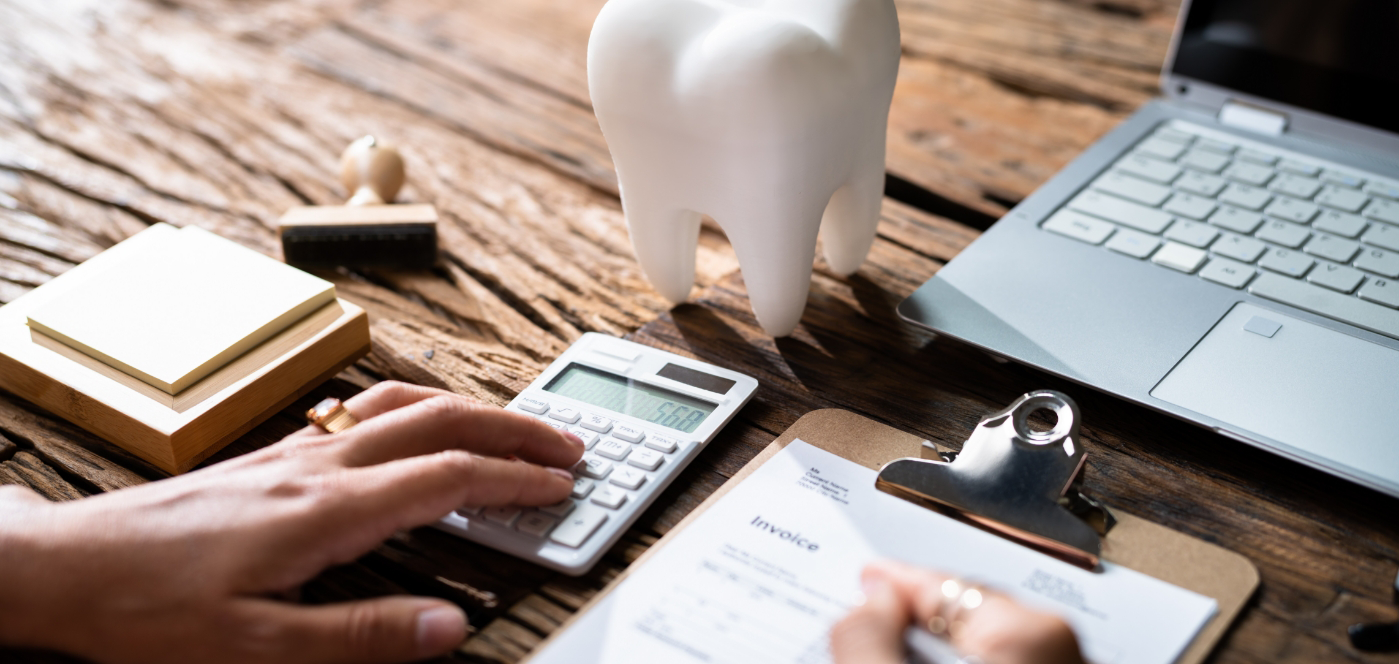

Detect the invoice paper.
xmin=533 ymin=440 xmax=1217 ymax=664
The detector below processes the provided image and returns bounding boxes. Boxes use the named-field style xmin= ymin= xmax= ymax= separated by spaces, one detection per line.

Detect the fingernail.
xmin=563 ymin=432 xmax=585 ymax=448
xmin=855 ymin=574 xmax=890 ymax=606
xmin=415 ymin=605 xmax=467 ymax=655
xmin=548 ymin=467 xmax=574 ymax=481
xmin=861 ymin=574 xmax=891 ymax=597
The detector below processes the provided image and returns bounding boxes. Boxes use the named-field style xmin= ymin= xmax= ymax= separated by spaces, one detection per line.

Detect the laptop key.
xmin=1358 ymin=279 xmax=1399 ymax=309
xmin=1236 ymin=149 xmax=1279 ymax=166
xmin=1365 ymin=199 xmax=1399 ymax=225
xmin=1315 ymin=186 xmax=1368 ymax=213
xmin=1151 ymin=242 xmax=1208 ymax=273
xmin=1263 ymin=197 xmax=1320 ymax=224
xmin=1094 ymin=172 xmax=1173 ymax=206
xmin=1175 ymin=170 xmax=1228 ymax=197
xmin=1308 ymin=263 xmax=1365 ymax=293
xmin=1042 ymin=209 xmax=1115 ymax=245
xmin=1163 ymin=192 xmax=1217 ymax=220
xmin=1303 ymin=234 xmax=1361 ymax=264
xmin=1271 ymin=175 xmax=1323 ymax=200
xmin=1364 ymin=180 xmax=1399 ymax=200
xmin=1322 ymin=171 xmax=1365 ymax=189
xmin=1179 ymin=149 xmax=1230 ymax=173
xmin=1152 ymin=127 xmax=1194 ymax=144
xmin=1116 ymin=154 xmax=1181 ymax=184
xmin=1362 ymin=224 xmax=1399 ymax=252
xmin=1279 ymin=160 xmax=1322 ymax=177
xmin=1105 ymin=228 xmax=1161 ymax=258
xmin=1313 ymin=210 xmax=1368 ymax=238
xmin=1212 ymin=234 xmax=1267 ymax=263
xmin=1259 ymin=248 xmax=1314 ymax=277
xmin=1069 ymin=191 xmax=1173 ymax=234
xmin=1208 ymin=206 xmax=1265 ymax=234
xmin=1249 ymin=272 xmax=1399 ymax=339
xmin=1164 ymin=220 xmax=1219 ymax=248
xmin=1219 ymin=183 xmax=1273 ymax=210
xmin=1199 ymin=258 xmax=1255 ymax=289
xmin=1222 ymin=162 xmax=1274 ymax=187
xmin=1256 ymin=219 xmax=1311 ymax=248
xmin=1355 ymin=248 xmax=1399 ymax=279
xmin=1194 ymin=138 xmax=1237 ymax=155
xmin=1136 ymin=136 xmax=1188 ymax=160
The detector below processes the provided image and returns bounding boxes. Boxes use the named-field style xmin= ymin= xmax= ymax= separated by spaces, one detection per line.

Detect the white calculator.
xmin=433 ymin=333 xmax=758 ymax=575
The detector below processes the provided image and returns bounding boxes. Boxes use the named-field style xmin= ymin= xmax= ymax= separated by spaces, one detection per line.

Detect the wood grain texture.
xmin=0 ymin=0 xmax=1395 ymax=662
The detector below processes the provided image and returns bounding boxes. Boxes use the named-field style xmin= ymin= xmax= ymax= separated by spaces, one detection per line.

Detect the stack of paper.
xmin=27 ymin=225 xmax=336 ymax=395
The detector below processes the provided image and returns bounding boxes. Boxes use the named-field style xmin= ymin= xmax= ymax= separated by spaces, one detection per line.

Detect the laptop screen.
xmin=1172 ymin=0 xmax=1399 ymax=135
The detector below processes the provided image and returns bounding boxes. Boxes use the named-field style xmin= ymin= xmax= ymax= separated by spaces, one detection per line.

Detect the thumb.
xmin=830 ymin=573 xmax=908 ymax=664
xmin=240 ymin=596 xmax=468 ymax=664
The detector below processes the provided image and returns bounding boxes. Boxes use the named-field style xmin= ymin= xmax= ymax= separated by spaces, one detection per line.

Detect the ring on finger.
xmin=307 ymin=397 xmax=360 ymax=433
xmin=928 ymin=578 xmax=986 ymax=636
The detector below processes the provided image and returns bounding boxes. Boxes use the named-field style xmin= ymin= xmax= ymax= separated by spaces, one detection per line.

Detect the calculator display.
xmin=544 ymin=363 xmax=716 ymax=433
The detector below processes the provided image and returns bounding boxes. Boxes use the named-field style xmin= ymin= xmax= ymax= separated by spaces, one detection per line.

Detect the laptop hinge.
xmin=1219 ymin=101 xmax=1288 ymax=136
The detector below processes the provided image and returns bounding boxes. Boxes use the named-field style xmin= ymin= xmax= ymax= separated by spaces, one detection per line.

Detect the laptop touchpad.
xmin=1152 ymin=302 xmax=1399 ymax=483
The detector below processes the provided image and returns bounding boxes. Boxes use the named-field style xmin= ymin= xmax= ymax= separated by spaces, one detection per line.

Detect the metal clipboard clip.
xmin=875 ymin=390 xmax=1115 ymax=570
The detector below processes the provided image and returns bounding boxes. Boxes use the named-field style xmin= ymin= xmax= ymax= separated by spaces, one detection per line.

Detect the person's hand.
xmin=0 ymin=381 xmax=585 ymax=664
xmin=830 ymin=560 xmax=1086 ymax=664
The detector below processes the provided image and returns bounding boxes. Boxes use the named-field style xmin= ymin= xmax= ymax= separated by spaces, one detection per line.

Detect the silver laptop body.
xmin=898 ymin=0 xmax=1399 ymax=497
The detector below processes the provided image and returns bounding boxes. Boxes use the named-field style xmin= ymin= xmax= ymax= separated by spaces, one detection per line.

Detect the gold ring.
xmin=931 ymin=578 xmax=986 ymax=637
xmin=307 ymin=397 xmax=359 ymax=433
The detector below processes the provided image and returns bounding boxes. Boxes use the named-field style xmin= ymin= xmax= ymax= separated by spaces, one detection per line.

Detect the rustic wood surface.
xmin=0 ymin=0 xmax=1396 ymax=662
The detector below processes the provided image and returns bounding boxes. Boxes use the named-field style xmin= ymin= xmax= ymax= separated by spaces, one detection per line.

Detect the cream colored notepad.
xmin=27 ymin=224 xmax=336 ymax=395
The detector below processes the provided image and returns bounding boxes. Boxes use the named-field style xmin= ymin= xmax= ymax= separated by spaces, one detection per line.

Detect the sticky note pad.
xmin=27 ymin=225 xmax=336 ymax=395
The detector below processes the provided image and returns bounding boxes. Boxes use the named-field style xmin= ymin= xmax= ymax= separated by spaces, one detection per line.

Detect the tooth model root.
xmin=623 ymin=200 xmax=703 ymax=304
xmin=821 ymin=159 xmax=888 ymax=277
xmin=590 ymin=0 xmax=901 ymax=337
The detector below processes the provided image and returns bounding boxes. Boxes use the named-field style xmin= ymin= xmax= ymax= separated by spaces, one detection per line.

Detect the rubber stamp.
xmin=279 ymin=136 xmax=438 ymax=269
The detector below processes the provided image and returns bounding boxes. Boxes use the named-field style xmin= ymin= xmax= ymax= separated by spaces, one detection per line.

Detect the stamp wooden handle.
xmin=339 ymin=135 xmax=405 ymax=206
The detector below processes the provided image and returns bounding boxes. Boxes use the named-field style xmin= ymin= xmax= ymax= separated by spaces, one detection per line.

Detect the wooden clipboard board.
xmin=529 ymin=409 xmax=1260 ymax=664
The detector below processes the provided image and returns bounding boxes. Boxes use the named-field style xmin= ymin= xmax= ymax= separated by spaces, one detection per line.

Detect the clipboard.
xmin=528 ymin=406 xmax=1260 ymax=664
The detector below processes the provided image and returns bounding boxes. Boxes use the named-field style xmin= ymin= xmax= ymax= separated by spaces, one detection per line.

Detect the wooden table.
xmin=1 ymin=0 xmax=1396 ymax=661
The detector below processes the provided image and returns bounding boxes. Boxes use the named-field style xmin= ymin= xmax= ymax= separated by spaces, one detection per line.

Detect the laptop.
xmin=898 ymin=0 xmax=1399 ymax=498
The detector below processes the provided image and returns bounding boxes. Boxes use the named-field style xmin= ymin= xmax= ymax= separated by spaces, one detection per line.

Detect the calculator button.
xmin=579 ymin=413 xmax=613 ymax=433
xmin=570 ymin=477 xmax=595 ymax=499
xmin=544 ymin=421 xmax=566 ymax=431
xmin=628 ymin=448 xmax=665 ymax=471
xmin=566 ymin=426 xmax=600 ymax=449
xmin=455 ymin=505 xmax=482 ymax=517
xmin=609 ymin=467 xmax=647 ymax=490
xmin=611 ymin=423 xmax=645 ymax=443
xmin=549 ymin=506 xmax=608 ymax=548
xmin=578 ymin=456 xmax=613 ymax=479
xmin=516 ymin=512 xmax=558 ymax=538
xmin=644 ymin=434 xmax=680 ymax=453
xmin=483 ymin=506 xmax=522 ymax=526
xmin=591 ymin=486 xmax=628 ymax=510
xmin=595 ymin=439 xmax=631 ymax=461
xmin=539 ymin=499 xmax=576 ymax=518
xmin=517 ymin=397 xmax=549 ymax=414
xmin=548 ymin=407 xmax=581 ymax=424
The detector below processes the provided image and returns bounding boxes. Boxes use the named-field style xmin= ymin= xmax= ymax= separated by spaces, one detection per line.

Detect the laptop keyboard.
xmin=1041 ymin=120 xmax=1399 ymax=340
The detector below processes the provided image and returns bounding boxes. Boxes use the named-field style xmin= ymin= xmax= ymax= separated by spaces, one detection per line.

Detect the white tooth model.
xmin=588 ymin=0 xmax=901 ymax=336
